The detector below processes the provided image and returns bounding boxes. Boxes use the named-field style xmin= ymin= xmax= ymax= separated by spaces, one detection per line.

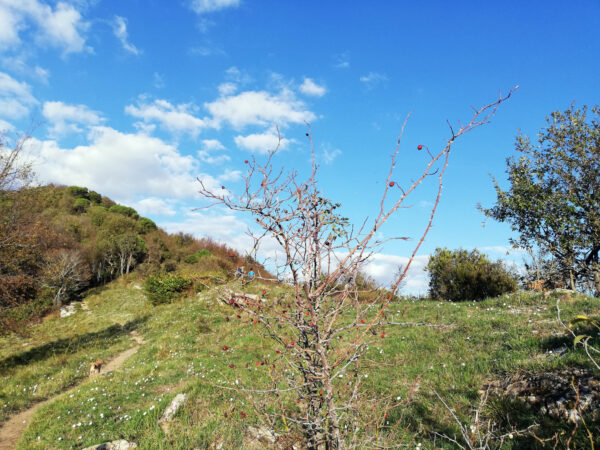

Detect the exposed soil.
xmin=0 ymin=331 xmax=145 ymax=450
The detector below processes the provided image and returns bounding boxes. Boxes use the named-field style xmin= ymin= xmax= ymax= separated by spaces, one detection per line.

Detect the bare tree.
xmin=197 ymin=89 xmax=516 ymax=448
xmin=0 ymin=133 xmax=33 ymax=192
xmin=41 ymin=250 xmax=90 ymax=307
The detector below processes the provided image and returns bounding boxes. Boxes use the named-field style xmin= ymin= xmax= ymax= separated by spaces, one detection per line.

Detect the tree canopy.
xmin=483 ymin=105 xmax=600 ymax=293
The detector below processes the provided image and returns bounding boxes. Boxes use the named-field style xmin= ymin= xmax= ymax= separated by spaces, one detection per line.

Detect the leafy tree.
xmin=426 ymin=247 xmax=517 ymax=301
xmin=138 ymin=217 xmax=157 ymax=233
xmin=67 ymin=185 xmax=89 ymax=198
xmin=72 ymin=197 xmax=90 ymax=213
xmin=109 ymin=204 xmax=139 ymax=219
xmin=482 ymin=105 xmax=600 ymax=293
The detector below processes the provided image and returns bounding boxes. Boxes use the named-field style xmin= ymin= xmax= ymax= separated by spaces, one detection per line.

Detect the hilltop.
xmin=0 ymin=184 xmax=266 ymax=334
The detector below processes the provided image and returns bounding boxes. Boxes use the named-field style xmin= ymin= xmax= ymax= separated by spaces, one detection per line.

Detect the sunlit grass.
xmin=3 ymin=277 xmax=598 ymax=448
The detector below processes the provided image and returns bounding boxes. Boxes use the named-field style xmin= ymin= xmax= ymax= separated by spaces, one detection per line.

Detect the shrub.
xmin=183 ymin=249 xmax=211 ymax=263
xmin=138 ymin=217 xmax=157 ymax=233
xmin=88 ymin=190 xmax=102 ymax=203
xmin=72 ymin=197 xmax=90 ymax=213
xmin=109 ymin=204 xmax=139 ymax=219
xmin=88 ymin=205 xmax=107 ymax=226
xmin=67 ymin=185 xmax=89 ymax=198
xmin=426 ymin=247 xmax=517 ymax=301
xmin=143 ymin=274 xmax=192 ymax=305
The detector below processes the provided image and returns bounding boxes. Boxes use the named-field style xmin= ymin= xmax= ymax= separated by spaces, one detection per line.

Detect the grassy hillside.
xmin=1 ymin=274 xmax=598 ymax=448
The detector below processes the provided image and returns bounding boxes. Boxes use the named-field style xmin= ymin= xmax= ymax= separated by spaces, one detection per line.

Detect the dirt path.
xmin=0 ymin=332 xmax=145 ymax=450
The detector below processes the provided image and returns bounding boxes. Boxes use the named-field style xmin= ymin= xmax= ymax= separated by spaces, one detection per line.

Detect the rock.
xmin=83 ymin=440 xmax=137 ymax=450
xmin=242 ymin=426 xmax=304 ymax=449
xmin=481 ymin=368 xmax=600 ymax=424
xmin=159 ymin=393 xmax=187 ymax=433
xmin=60 ymin=304 xmax=76 ymax=317
xmin=243 ymin=426 xmax=277 ymax=448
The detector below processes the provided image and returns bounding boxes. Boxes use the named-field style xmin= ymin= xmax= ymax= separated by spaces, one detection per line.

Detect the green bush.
xmin=88 ymin=205 xmax=107 ymax=226
xmin=138 ymin=217 xmax=157 ymax=233
xmin=426 ymin=247 xmax=517 ymax=301
xmin=143 ymin=274 xmax=192 ymax=305
xmin=67 ymin=186 xmax=89 ymax=198
xmin=88 ymin=190 xmax=102 ymax=203
xmin=72 ymin=197 xmax=90 ymax=213
xmin=109 ymin=204 xmax=139 ymax=219
xmin=183 ymin=249 xmax=211 ymax=264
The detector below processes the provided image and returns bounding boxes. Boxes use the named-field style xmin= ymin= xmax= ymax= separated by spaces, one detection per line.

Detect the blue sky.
xmin=1 ymin=0 xmax=599 ymax=293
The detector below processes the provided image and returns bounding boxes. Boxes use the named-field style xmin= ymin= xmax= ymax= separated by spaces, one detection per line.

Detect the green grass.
xmin=2 ymin=280 xmax=598 ymax=449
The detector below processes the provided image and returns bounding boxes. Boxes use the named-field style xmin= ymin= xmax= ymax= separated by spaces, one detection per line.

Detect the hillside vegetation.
xmin=0 ymin=184 xmax=264 ymax=334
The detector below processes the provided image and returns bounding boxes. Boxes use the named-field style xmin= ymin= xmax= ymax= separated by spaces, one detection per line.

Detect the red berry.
xmin=276 ymin=350 xmax=281 ymax=354
xmin=237 ymin=315 xmax=241 ymax=319
xmin=253 ymin=320 xmax=257 ymax=325
xmin=290 ymin=342 xmax=295 ymax=346
xmin=244 ymin=160 xmax=248 ymax=163
xmin=381 ymin=332 xmax=385 ymax=338
xmin=262 ymin=290 xmax=266 ymax=295
xmin=240 ymin=412 xmax=246 ymax=419
xmin=229 ymin=364 xmax=234 ymax=368
xmin=221 ymin=186 xmax=225 ymax=189
xmin=256 ymin=361 xmax=260 ymax=366
xmin=389 ymin=181 xmax=395 ymax=187
xmin=417 ymin=145 xmax=423 ymax=150
xmin=385 ymin=413 xmax=388 ymax=418
xmin=222 ymin=346 xmax=229 ymax=351
xmin=361 ymin=319 xmax=365 ymax=324
xmin=297 ymin=398 xmax=301 ymax=403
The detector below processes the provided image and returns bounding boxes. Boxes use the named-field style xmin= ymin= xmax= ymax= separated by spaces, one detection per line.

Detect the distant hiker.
xmin=247 ymin=268 xmax=255 ymax=280
xmin=236 ymin=266 xmax=244 ymax=279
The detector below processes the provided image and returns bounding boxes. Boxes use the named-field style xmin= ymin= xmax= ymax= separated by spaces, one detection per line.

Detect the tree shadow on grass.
xmin=0 ymin=315 xmax=149 ymax=374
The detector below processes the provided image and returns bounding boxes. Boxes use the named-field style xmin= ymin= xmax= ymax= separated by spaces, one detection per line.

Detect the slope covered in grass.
xmin=1 ymin=276 xmax=598 ymax=448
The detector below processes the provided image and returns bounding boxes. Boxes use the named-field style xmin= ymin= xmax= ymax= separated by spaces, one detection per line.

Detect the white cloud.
xmin=1 ymin=54 xmax=49 ymax=83
xmin=189 ymin=0 xmax=241 ymax=14
xmin=0 ymin=71 xmax=37 ymax=119
xmin=333 ymin=52 xmax=350 ymax=69
xmin=26 ymin=126 xmax=201 ymax=200
xmin=0 ymin=0 xmax=90 ymax=54
xmin=0 ymin=118 xmax=14 ymax=131
xmin=234 ymin=130 xmax=290 ymax=154
xmin=201 ymin=138 xmax=225 ymax=151
xmin=197 ymin=150 xmax=230 ymax=164
xmin=153 ymin=72 xmax=164 ymax=89
xmin=206 ymin=89 xmax=315 ymax=129
xmin=224 ymin=66 xmax=251 ymax=85
xmin=0 ymin=4 xmax=22 ymax=48
xmin=113 ymin=15 xmax=140 ymax=55
xmin=299 ymin=78 xmax=326 ymax=97
xmin=359 ymin=72 xmax=389 ymax=88
xmin=125 ymin=99 xmax=208 ymax=137
xmin=362 ymin=253 xmax=430 ymax=295
xmin=134 ymin=197 xmax=176 ymax=216
xmin=42 ymin=100 xmax=103 ymax=136
xmin=197 ymin=138 xmax=229 ymax=164
xmin=218 ymin=82 xmax=237 ymax=96
xmin=322 ymin=146 xmax=341 ymax=164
